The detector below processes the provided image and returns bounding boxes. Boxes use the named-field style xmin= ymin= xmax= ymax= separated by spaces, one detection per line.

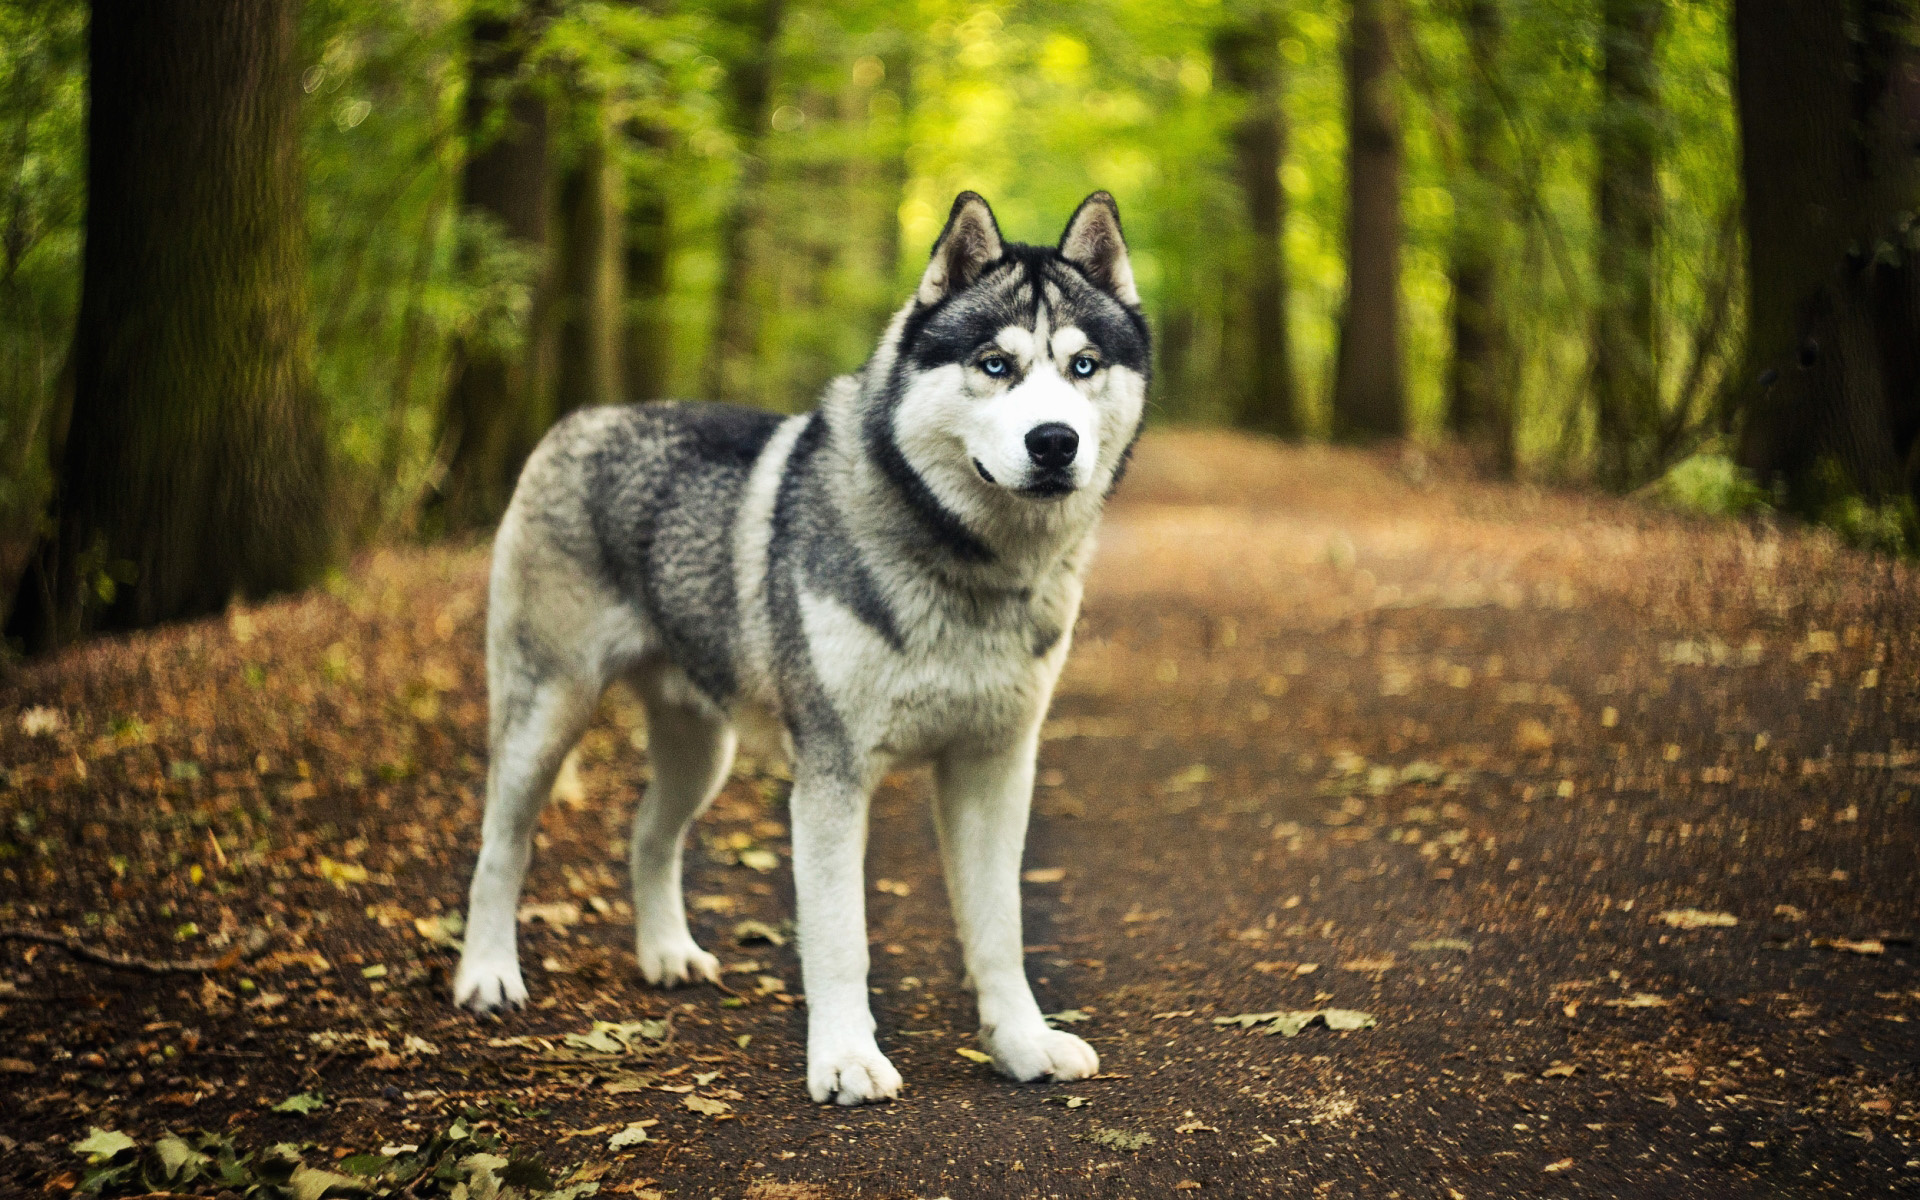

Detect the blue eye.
xmin=1072 ymin=355 xmax=1098 ymax=378
xmin=981 ymin=355 xmax=1009 ymax=377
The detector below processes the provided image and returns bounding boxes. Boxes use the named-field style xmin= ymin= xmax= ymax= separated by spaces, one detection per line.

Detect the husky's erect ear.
xmin=1058 ymin=191 xmax=1139 ymax=306
xmin=918 ymin=191 xmax=1004 ymax=304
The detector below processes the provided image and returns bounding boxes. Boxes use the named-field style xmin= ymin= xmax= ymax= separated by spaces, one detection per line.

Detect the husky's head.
xmin=866 ymin=191 xmax=1149 ymax=560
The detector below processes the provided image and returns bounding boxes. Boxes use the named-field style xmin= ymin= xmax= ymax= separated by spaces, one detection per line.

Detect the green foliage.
xmin=0 ymin=0 xmax=84 ymax=581
xmin=1644 ymin=451 xmax=1767 ymax=517
xmin=0 ymin=0 xmax=1887 ymax=572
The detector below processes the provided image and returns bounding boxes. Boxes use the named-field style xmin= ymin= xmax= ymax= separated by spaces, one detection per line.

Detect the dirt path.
xmin=2 ymin=431 xmax=1916 ymax=1198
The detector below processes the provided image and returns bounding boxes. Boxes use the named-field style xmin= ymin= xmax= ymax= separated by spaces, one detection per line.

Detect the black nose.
xmin=1025 ymin=423 xmax=1079 ymax=469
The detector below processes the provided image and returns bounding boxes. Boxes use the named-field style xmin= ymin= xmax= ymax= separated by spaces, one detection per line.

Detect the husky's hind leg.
xmin=454 ymin=670 xmax=600 ymax=1012
xmin=628 ymin=671 xmax=735 ymax=987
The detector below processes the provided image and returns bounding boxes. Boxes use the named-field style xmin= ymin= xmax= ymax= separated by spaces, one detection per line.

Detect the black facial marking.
xmin=973 ymin=458 xmax=996 ymax=484
xmin=866 ymin=363 xmax=997 ymax=565
xmin=903 ymin=243 xmax=1148 ymax=376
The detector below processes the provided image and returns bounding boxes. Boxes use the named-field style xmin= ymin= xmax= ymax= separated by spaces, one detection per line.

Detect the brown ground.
xmin=2 ymin=430 xmax=1917 ymax=1199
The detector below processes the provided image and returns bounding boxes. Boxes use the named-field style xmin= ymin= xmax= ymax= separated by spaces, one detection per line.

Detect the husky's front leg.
xmin=934 ymin=731 xmax=1099 ymax=1083
xmin=790 ymin=768 xmax=900 ymax=1105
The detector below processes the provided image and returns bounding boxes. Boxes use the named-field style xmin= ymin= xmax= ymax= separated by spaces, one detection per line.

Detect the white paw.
xmin=983 ymin=1023 xmax=1100 ymax=1082
xmin=452 ymin=953 xmax=527 ymax=1013
xmin=807 ymin=1041 xmax=903 ymax=1106
xmin=636 ymin=935 xmax=720 ymax=988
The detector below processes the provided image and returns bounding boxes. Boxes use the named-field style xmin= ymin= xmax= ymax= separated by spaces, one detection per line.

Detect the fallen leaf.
xmin=518 ymin=900 xmax=581 ymax=928
xmin=1659 ymin=909 xmax=1738 ymax=929
xmin=1212 ymin=1008 xmax=1376 ymax=1037
xmin=737 ymin=848 xmax=780 ymax=872
xmin=1543 ymin=1157 xmax=1574 ymax=1173
xmin=316 ymin=857 xmax=368 ymax=887
xmin=71 ymin=1128 xmax=137 ymax=1161
xmin=609 ymin=1122 xmax=652 ymax=1149
xmin=272 ymin=1092 xmax=326 ymax=1114
xmin=683 ymin=1094 xmax=731 ymax=1117
xmin=734 ymin=919 xmax=786 ymax=946
xmin=1542 ymin=1062 xmax=1579 ymax=1078
xmin=1045 ymin=1009 xmax=1090 ymax=1025
xmin=1339 ymin=955 xmax=1396 ymax=972
xmin=1601 ymin=993 xmax=1670 ymax=1009
xmin=1814 ymin=937 xmax=1885 ymax=956
xmin=956 ymin=1046 xmax=993 ymax=1064
xmin=1084 ymin=1126 xmax=1155 ymax=1151
xmin=1409 ymin=938 xmax=1473 ymax=953
xmin=0 ymin=1058 xmax=38 ymax=1075
xmin=1022 ymin=867 xmax=1067 ymax=884
xmin=1515 ymin=719 xmax=1554 ymax=753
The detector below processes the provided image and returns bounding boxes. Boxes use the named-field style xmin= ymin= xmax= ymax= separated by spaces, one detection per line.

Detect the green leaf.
xmin=152 ymin=1132 xmax=210 ymax=1179
xmin=337 ymin=1153 xmax=392 ymax=1178
xmin=288 ymin=1164 xmax=363 ymax=1200
xmin=71 ymin=1128 xmax=137 ymax=1162
xmin=273 ymin=1091 xmax=327 ymax=1114
xmin=77 ymin=1162 xmax=137 ymax=1195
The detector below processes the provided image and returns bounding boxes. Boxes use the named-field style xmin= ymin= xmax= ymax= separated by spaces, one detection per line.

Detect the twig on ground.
xmin=0 ymin=925 xmax=272 ymax=975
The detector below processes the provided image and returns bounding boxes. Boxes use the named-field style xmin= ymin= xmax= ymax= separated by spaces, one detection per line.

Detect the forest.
xmin=0 ymin=0 xmax=1916 ymax=647
xmin=2 ymin=4 xmax=1919 ymax=1193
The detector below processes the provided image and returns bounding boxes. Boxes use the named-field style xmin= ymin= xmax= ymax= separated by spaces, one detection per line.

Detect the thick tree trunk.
xmin=6 ymin=0 xmax=328 ymax=654
xmin=1445 ymin=0 xmax=1512 ymax=473
xmin=1590 ymin=0 xmax=1665 ymax=489
xmin=437 ymin=15 xmax=551 ymax=532
xmin=702 ymin=0 xmax=785 ymax=404
xmin=554 ymin=100 xmax=619 ymax=413
xmin=1332 ymin=0 xmax=1407 ymax=441
xmin=1733 ymin=1 xmax=1920 ymax=520
xmin=1213 ymin=8 xmax=1300 ymax=439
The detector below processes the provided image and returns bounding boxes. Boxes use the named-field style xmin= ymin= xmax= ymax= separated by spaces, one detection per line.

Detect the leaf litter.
xmin=1213 ymin=1008 xmax=1378 ymax=1037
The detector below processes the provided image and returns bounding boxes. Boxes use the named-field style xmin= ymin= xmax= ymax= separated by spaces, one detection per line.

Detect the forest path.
xmin=2 ymin=431 xmax=1916 ymax=1198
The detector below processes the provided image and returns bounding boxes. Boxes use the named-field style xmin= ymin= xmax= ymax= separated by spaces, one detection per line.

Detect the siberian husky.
xmin=452 ymin=191 xmax=1150 ymax=1105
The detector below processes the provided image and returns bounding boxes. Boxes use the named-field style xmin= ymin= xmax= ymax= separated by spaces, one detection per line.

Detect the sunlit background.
xmin=1 ymin=0 xmax=1746 ymax=556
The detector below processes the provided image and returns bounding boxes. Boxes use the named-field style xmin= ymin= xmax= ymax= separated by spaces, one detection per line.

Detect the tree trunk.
xmin=1332 ymin=0 xmax=1407 ymax=441
xmin=702 ymin=0 xmax=785 ymax=404
xmin=1444 ymin=0 xmax=1512 ymax=474
xmin=623 ymin=126 xmax=673 ymax=403
xmin=1590 ymin=0 xmax=1665 ymax=490
xmin=6 ymin=0 xmax=328 ymax=654
xmin=1212 ymin=7 xmax=1300 ymax=439
xmin=437 ymin=14 xmax=551 ymax=532
xmin=1733 ymin=0 xmax=1920 ymax=523
xmin=554 ymin=98 xmax=619 ymax=414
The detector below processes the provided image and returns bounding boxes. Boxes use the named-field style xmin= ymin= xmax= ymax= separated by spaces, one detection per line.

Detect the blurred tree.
xmin=7 ymin=0 xmax=330 ymax=652
xmin=1732 ymin=0 xmax=1920 ymax=538
xmin=623 ymin=126 xmax=673 ymax=402
xmin=0 ymin=0 xmax=84 ymax=623
xmin=1332 ymin=0 xmax=1407 ymax=440
xmin=1590 ymin=0 xmax=1664 ymax=489
xmin=703 ymin=0 xmax=785 ymax=404
xmin=1213 ymin=3 xmax=1300 ymax=439
xmin=554 ymin=95 xmax=620 ymax=413
xmin=1443 ymin=0 xmax=1511 ymax=473
xmin=437 ymin=8 xmax=552 ymax=532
